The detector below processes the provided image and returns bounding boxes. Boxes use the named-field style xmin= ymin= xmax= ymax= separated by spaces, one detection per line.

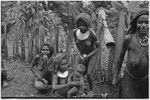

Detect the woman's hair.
xmin=128 ymin=9 xmax=148 ymax=34
xmin=75 ymin=13 xmax=91 ymax=28
xmin=40 ymin=43 xmax=54 ymax=58
xmin=53 ymin=53 xmax=67 ymax=73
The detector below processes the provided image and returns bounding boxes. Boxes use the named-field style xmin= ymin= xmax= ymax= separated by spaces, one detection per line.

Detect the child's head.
xmin=56 ymin=56 xmax=69 ymax=78
xmin=75 ymin=64 xmax=86 ymax=75
xmin=56 ymin=55 xmax=68 ymax=73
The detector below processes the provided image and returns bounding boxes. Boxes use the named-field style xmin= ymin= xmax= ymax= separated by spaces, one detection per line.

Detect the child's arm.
xmin=68 ymin=73 xmax=73 ymax=83
xmin=80 ymin=76 xmax=85 ymax=88
xmin=68 ymin=73 xmax=81 ymax=86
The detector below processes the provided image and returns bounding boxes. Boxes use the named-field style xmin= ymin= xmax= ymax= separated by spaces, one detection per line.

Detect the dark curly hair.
xmin=40 ymin=43 xmax=54 ymax=58
xmin=75 ymin=13 xmax=91 ymax=28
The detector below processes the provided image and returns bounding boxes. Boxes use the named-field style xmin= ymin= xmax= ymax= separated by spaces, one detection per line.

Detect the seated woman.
xmin=30 ymin=43 xmax=54 ymax=93
xmin=52 ymin=56 xmax=81 ymax=97
xmin=67 ymin=64 xmax=86 ymax=97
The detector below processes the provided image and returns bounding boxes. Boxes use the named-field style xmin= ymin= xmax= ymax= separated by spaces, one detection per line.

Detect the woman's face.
xmin=137 ymin=15 xmax=149 ymax=36
xmin=41 ymin=46 xmax=50 ymax=59
xmin=78 ymin=20 xmax=88 ymax=33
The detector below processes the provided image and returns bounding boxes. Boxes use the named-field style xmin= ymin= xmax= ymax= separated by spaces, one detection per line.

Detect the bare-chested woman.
xmin=112 ymin=9 xmax=149 ymax=98
xmin=30 ymin=43 xmax=54 ymax=93
xmin=72 ymin=13 xmax=100 ymax=96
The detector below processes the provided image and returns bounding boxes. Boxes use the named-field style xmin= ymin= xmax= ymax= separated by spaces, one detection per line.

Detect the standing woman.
xmin=72 ymin=13 xmax=100 ymax=96
xmin=112 ymin=9 xmax=149 ymax=98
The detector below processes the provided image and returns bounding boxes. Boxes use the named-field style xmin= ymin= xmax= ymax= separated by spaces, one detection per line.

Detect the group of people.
xmin=29 ymin=12 xmax=100 ymax=97
xmin=30 ymin=44 xmax=91 ymax=97
xmin=1 ymin=8 xmax=149 ymax=98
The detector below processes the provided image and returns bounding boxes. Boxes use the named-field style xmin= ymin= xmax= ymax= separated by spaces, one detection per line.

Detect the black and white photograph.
xmin=1 ymin=1 xmax=149 ymax=98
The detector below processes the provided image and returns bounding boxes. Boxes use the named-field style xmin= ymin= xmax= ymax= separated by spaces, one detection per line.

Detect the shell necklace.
xmin=136 ymin=33 xmax=148 ymax=47
xmin=76 ymin=29 xmax=90 ymax=40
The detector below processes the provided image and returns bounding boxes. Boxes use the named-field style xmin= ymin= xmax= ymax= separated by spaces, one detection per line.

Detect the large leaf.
xmin=111 ymin=1 xmax=128 ymax=12
xmin=128 ymin=1 xmax=143 ymax=13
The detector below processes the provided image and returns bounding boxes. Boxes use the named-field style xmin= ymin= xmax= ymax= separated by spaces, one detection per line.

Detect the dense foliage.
xmin=1 ymin=1 xmax=148 ymax=81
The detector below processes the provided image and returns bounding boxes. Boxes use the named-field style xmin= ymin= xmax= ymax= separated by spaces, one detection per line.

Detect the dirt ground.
xmin=1 ymin=59 xmax=120 ymax=98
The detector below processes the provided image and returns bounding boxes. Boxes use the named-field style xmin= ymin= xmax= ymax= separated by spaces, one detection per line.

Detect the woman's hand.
xmin=82 ymin=54 xmax=87 ymax=60
xmin=41 ymin=78 xmax=48 ymax=84
xmin=68 ymin=82 xmax=76 ymax=85
xmin=88 ymin=91 xmax=94 ymax=97
xmin=83 ymin=48 xmax=98 ymax=60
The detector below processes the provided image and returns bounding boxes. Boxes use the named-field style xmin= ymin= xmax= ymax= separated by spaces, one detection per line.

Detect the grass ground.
xmin=1 ymin=59 xmax=120 ymax=98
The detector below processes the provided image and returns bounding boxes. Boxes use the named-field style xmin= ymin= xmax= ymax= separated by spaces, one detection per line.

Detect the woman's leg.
xmin=43 ymin=71 xmax=52 ymax=85
xmin=67 ymin=87 xmax=78 ymax=97
xmin=87 ymin=74 xmax=93 ymax=91
xmin=55 ymin=86 xmax=73 ymax=97
xmin=78 ymin=58 xmax=93 ymax=96
xmin=120 ymin=70 xmax=139 ymax=98
xmin=139 ymin=78 xmax=148 ymax=98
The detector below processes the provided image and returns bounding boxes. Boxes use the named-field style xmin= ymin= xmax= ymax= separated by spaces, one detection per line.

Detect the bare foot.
xmin=3 ymin=81 xmax=8 ymax=88
xmin=87 ymin=91 xmax=93 ymax=97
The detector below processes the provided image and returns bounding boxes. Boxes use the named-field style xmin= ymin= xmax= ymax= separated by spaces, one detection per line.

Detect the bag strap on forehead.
xmin=137 ymin=15 xmax=148 ymax=21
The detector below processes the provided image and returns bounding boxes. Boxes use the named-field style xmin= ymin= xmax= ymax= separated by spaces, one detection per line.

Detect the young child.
xmin=67 ymin=64 xmax=86 ymax=97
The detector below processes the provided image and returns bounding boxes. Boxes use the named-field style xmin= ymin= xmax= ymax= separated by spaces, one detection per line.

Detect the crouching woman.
xmin=30 ymin=43 xmax=54 ymax=93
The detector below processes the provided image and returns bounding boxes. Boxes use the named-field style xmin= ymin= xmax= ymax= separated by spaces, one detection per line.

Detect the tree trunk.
xmin=65 ymin=27 xmax=73 ymax=63
xmin=28 ymin=32 xmax=34 ymax=63
xmin=20 ymin=33 xmax=25 ymax=61
xmin=2 ymin=24 xmax=8 ymax=59
xmin=34 ymin=28 xmax=40 ymax=55
xmin=88 ymin=16 xmax=103 ymax=82
xmin=113 ymin=11 xmax=127 ymax=77
xmin=66 ymin=15 xmax=75 ymax=64
xmin=66 ymin=35 xmax=70 ymax=58
xmin=20 ymin=22 xmax=25 ymax=61
xmin=105 ymin=46 xmax=115 ymax=82
xmin=13 ymin=1 xmax=20 ymax=60
xmin=39 ymin=26 xmax=44 ymax=49
xmin=13 ymin=35 xmax=16 ymax=59
xmin=54 ymin=24 xmax=59 ymax=54
xmin=13 ymin=26 xmax=19 ymax=59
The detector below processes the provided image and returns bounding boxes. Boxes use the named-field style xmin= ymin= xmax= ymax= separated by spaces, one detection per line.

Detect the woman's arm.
xmin=29 ymin=55 xmax=42 ymax=79
xmin=84 ymin=33 xmax=100 ymax=59
xmin=68 ymin=72 xmax=73 ymax=83
xmin=112 ymin=35 xmax=130 ymax=84
xmin=80 ymin=76 xmax=85 ymax=88
xmin=84 ymin=47 xmax=99 ymax=59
